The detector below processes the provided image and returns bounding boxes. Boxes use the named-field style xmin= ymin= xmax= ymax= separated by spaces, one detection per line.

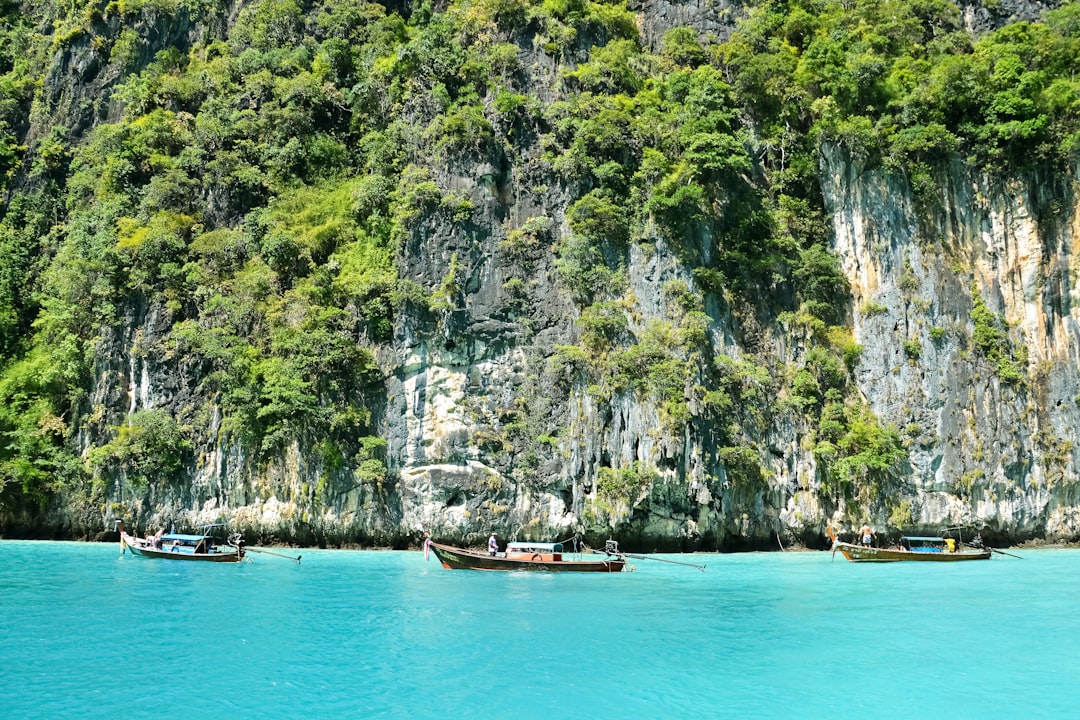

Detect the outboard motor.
xmin=227 ymin=532 xmax=247 ymax=557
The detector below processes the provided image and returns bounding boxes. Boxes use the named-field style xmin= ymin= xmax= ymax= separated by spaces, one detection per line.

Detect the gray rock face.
xmin=957 ymin=0 xmax=1058 ymax=36
xmin=630 ymin=0 xmax=745 ymax=49
xmin=83 ymin=141 xmax=1079 ymax=549
xmin=822 ymin=145 xmax=1080 ymax=541
xmin=8 ymin=1 xmax=1080 ymax=549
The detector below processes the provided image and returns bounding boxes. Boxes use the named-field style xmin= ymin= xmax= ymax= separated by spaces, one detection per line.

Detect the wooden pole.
xmin=245 ymin=547 xmax=302 ymax=564
xmin=988 ymin=546 xmax=1022 ymax=559
xmin=619 ymin=552 xmax=706 ymax=572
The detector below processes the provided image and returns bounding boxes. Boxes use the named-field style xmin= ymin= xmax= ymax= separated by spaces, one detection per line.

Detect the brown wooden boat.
xmin=832 ymin=535 xmax=991 ymax=563
xmin=426 ymin=539 xmax=627 ymax=572
xmin=116 ymin=520 xmax=245 ymax=562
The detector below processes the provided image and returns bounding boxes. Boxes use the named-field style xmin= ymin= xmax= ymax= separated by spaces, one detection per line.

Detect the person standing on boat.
xmin=859 ymin=524 xmax=875 ymax=547
xmin=488 ymin=533 xmax=498 ymax=556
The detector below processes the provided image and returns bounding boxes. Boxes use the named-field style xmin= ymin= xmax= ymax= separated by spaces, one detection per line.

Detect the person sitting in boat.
xmin=859 ymin=524 xmax=875 ymax=547
xmin=488 ymin=533 xmax=498 ymax=556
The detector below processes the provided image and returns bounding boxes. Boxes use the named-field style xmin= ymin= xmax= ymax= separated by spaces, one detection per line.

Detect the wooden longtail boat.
xmin=426 ymin=539 xmax=627 ymax=572
xmin=832 ymin=535 xmax=991 ymax=563
xmin=116 ymin=520 xmax=245 ymax=563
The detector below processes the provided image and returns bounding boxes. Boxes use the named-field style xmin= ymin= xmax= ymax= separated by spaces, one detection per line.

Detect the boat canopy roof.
xmin=901 ymin=536 xmax=947 ymax=542
xmin=507 ymin=542 xmax=563 ymax=552
xmin=162 ymin=533 xmax=213 ymax=542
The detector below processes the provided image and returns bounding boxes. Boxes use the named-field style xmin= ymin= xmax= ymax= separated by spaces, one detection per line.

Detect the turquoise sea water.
xmin=1 ymin=541 xmax=1078 ymax=719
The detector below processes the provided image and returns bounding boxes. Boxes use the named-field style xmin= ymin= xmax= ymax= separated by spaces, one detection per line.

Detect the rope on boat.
xmin=827 ymin=527 xmax=838 ymax=561
xmin=553 ymin=533 xmax=584 ymax=554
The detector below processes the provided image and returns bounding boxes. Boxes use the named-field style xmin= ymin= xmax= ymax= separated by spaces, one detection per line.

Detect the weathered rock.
xmin=5 ymin=1 xmax=1080 ymax=551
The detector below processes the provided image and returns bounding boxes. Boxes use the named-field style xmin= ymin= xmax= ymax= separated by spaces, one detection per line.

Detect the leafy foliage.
xmin=0 ymin=0 xmax=1075 ymax=525
xmin=0 ymin=343 xmax=87 ymax=508
xmin=970 ymin=294 xmax=1027 ymax=384
xmin=724 ymin=0 xmax=1080 ymax=174
xmin=88 ymin=409 xmax=192 ymax=488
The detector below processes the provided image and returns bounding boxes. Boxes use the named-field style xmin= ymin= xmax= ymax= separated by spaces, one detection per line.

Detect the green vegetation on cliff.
xmin=0 ymin=0 xmax=1077 ymax=537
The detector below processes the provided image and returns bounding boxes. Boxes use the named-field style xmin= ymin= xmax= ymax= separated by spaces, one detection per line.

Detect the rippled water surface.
xmin=2 ymin=540 xmax=1078 ymax=718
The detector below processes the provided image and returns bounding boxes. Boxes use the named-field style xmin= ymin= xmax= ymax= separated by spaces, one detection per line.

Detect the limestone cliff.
xmin=824 ymin=146 xmax=1080 ymax=540
xmin=1 ymin=0 xmax=1077 ymax=550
